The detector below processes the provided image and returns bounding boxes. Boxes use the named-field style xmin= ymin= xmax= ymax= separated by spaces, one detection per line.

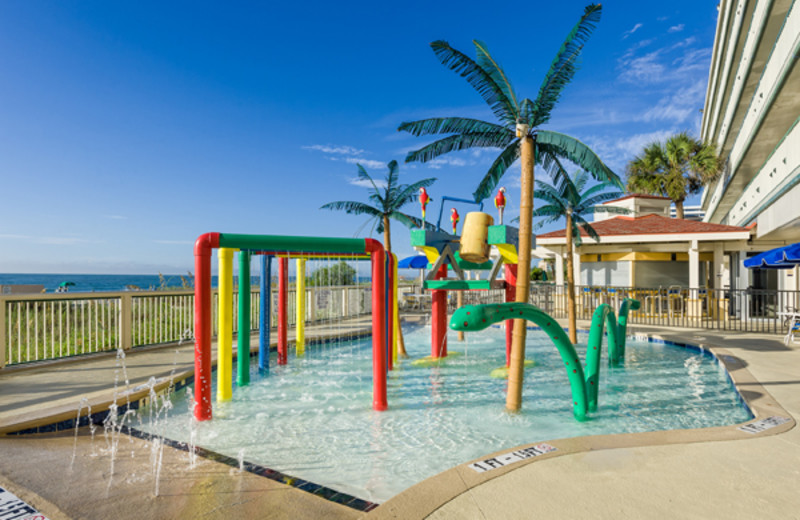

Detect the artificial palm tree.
xmin=398 ymin=3 xmax=620 ymax=411
xmin=529 ymin=170 xmax=628 ymax=343
xmin=321 ymin=160 xmax=436 ymax=357
xmin=626 ymin=132 xmax=721 ymax=219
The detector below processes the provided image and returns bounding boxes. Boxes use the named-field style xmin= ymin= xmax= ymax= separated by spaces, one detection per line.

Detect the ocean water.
xmin=0 ymin=273 xmax=216 ymax=293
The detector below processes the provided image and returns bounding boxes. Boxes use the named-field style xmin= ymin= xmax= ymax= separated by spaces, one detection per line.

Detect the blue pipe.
xmin=435 ymin=196 xmax=485 ymax=231
xmin=259 ymin=255 xmax=272 ymax=372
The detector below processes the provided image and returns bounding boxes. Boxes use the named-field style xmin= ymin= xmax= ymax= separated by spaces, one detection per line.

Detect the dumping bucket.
xmin=459 ymin=212 xmax=494 ymax=263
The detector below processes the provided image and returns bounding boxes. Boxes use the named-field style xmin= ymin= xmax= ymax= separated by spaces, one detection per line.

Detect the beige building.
xmin=535 ymin=194 xmax=751 ymax=292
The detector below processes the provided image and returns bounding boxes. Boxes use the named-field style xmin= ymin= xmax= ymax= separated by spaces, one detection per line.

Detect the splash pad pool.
xmin=138 ymin=324 xmax=752 ymax=503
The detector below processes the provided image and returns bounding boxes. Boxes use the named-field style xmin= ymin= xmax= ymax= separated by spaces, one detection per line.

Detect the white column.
xmin=713 ymin=242 xmax=724 ymax=289
xmin=689 ymin=240 xmax=700 ymax=289
xmin=573 ymin=249 xmax=582 ymax=287
xmin=555 ymin=250 xmax=564 ymax=286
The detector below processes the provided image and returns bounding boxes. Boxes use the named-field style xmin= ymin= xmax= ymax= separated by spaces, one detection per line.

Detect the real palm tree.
xmin=626 ymin=132 xmax=721 ymax=219
xmin=398 ymin=3 xmax=620 ymax=411
xmin=529 ymin=170 xmax=628 ymax=343
xmin=321 ymin=160 xmax=436 ymax=357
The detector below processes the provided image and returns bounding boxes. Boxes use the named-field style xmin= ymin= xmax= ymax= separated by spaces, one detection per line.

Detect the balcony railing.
xmin=1 ymin=285 xmax=374 ymax=367
xmin=530 ymin=284 xmax=800 ymax=334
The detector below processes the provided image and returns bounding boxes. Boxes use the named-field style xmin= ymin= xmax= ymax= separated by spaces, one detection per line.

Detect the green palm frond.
xmin=394 ymin=177 xmax=438 ymax=208
xmin=356 ymin=164 xmax=380 ymax=193
xmin=519 ymin=98 xmax=535 ymax=126
xmin=580 ymin=190 xmax=625 ymax=209
xmin=572 ymin=169 xmax=589 ymax=193
xmin=533 ymin=180 xmax=564 ymax=206
xmin=575 ymin=216 xmax=600 ymax=243
xmin=473 ymin=40 xmax=519 ymax=116
xmin=430 ymin=40 xmax=518 ymax=124
xmin=472 ymin=142 xmax=520 ymax=201
xmin=405 ymin=131 xmax=514 ymax=164
xmin=536 ymin=130 xmax=621 ymax=187
xmin=624 ymin=132 xmax=721 ymax=207
xmin=386 ymin=160 xmax=400 ymax=192
xmin=320 ymin=201 xmax=382 ymax=217
xmin=398 ymin=117 xmax=510 ymax=137
xmin=531 ymin=4 xmax=602 ymax=126
xmin=531 ymin=204 xmax=566 ymax=218
xmin=539 ymin=153 xmax=571 ymax=187
xmin=389 ymin=211 xmax=437 ymax=231
xmin=579 ymin=180 xmax=620 ymax=202
xmin=368 ymin=191 xmax=386 ymax=209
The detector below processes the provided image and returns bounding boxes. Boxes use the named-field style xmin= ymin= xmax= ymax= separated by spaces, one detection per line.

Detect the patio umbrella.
xmin=398 ymin=255 xmax=430 ymax=288
xmin=58 ymin=281 xmax=76 ymax=288
xmin=744 ymin=243 xmax=800 ymax=269
xmin=397 ymin=255 xmax=430 ymax=269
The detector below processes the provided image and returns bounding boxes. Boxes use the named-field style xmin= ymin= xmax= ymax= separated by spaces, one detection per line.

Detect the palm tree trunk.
xmin=383 ymin=216 xmax=392 ymax=252
xmin=506 ymin=135 xmax=534 ymax=412
xmin=675 ymin=199 xmax=685 ymax=219
xmin=565 ymin=212 xmax=577 ymax=344
xmin=384 ymin=222 xmax=408 ymax=357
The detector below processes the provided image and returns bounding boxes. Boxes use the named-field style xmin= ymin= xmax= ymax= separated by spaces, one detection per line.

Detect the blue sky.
xmin=0 ymin=1 xmax=719 ymax=274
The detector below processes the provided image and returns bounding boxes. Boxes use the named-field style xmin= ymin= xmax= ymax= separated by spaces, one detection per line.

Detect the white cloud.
xmin=618 ymin=41 xmax=711 ymax=85
xmin=623 ymin=23 xmax=643 ymax=39
xmin=303 ymin=144 xmax=365 ymax=155
xmin=348 ymin=177 xmax=387 ymax=189
xmin=618 ymin=50 xmax=665 ymax=83
xmin=640 ymin=80 xmax=706 ymax=124
xmin=427 ymin=157 xmax=470 ymax=169
xmin=343 ymin=157 xmax=386 ymax=169
xmin=583 ymin=130 xmax=676 ymax=175
xmin=668 ymin=24 xmax=685 ymax=33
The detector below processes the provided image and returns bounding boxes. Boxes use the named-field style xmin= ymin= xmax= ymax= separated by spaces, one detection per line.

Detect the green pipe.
xmin=450 ymin=298 xmax=640 ymax=420
xmin=584 ymin=298 xmax=640 ymax=411
xmin=616 ymin=298 xmax=641 ymax=360
xmin=218 ymin=233 xmax=365 ymax=254
xmin=237 ymin=250 xmax=251 ymax=387
xmin=450 ymin=303 xmax=589 ymax=421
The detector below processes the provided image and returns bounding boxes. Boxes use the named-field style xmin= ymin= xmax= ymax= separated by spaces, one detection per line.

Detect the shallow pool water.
xmin=137 ymin=325 xmax=752 ymax=502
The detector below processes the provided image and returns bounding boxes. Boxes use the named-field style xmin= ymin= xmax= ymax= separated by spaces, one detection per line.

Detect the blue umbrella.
xmin=744 ymin=243 xmax=800 ymax=269
xmin=398 ymin=255 xmax=430 ymax=269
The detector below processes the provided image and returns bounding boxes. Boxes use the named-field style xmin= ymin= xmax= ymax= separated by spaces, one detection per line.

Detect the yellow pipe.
xmin=392 ymin=253 xmax=399 ymax=365
xmin=218 ymin=248 xmax=234 ymax=401
xmin=296 ymin=258 xmax=306 ymax=356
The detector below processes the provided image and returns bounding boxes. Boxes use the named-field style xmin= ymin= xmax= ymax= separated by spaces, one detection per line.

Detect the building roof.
xmin=602 ymin=193 xmax=671 ymax=204
xmin=537 ymin=214 xmax=750 ymax=239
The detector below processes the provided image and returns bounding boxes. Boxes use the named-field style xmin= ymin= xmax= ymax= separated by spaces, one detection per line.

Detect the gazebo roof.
xmin=537 ymin=214 xmax=750 ymax=240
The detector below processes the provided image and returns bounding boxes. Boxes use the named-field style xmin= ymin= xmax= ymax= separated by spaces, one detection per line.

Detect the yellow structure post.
xmin=296 ymin=258 xmax=306 ymax=356
xmin=218 ymin=248 xmax=234 ymax=401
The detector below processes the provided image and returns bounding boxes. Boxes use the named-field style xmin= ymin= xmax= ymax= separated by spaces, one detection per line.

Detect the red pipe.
xmin=278 ymin=257 xmax=288 ymax=365
xmin=387 ymin=254 xmax=394 ymax=371
xmin=504 ymin=264 xmax=518 ymax=367
xmin=431 ymin=263 xmax=448 ymax=358
xmin=365 ymin=239 xmax=387 ymax=411
xmin=193 ymin=233 xmax=219 ymax=421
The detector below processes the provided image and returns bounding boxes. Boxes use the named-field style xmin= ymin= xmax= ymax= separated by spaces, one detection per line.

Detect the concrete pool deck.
xmin=0 ymin=318 xmax=798 ymax=519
